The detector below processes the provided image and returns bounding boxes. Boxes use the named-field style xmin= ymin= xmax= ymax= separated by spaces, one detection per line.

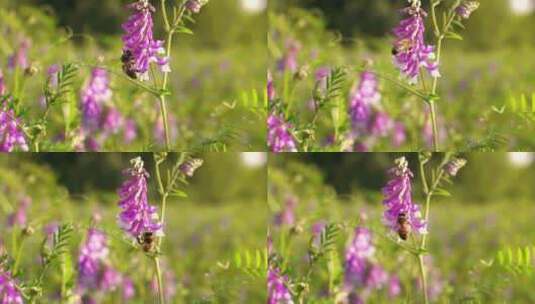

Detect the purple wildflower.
xmin=267 ymin=113 xmax=297 ymax=152
xmin=267 ymin=267 xmax=293 ymax=304
xmin=122 ymin=0 xmax=170 ymax=81
xmin=344 ymin=227 xmax=375 ymax=287
xmin=0 ymin=271 xmax=23 ymax=304
xmin=388 ymin=275 xmax=401 ymax=298
xmin=0 ymin=104 xmax=29 ymax=152
xmin=122 ymin=277 xmax=135 ymax=300
xmin=123 ymin=119 xmax=138 ymax=144
xmin=456 ymin=1 xmax=480 ymax=19
xmin=392 ymin=122 xmax=407 ymax=147
xmin=273 ymin=196 xmax=297 ymax=227
xmin=7 ymin=196 xmax=31 ymax=228
xmin=0 ymin=70 xmax=6 ymax=96
xmin=80 ymin=68 xmax=112 ymax=131
xmin=99 ymin=266 xmax=122 ymax=292
xmin=368 ymin=111 xmax=393 ymax=137
xmin=277 ymin=39 xmax=300 ymax=73
xmin=267 ymin=71 xmax=275 ymax=102
xmin=382 ymin=157 xmax=427 ymax=236
xmin=117 ymin=157 xmax=163 ymax=239
xmin=349 ymin=71 xmax=380 ymax=130
xmin=100 ymin=107 xmax=123 ymax=136
xmin=78 ymin=228 xmax=110 ymax=291
xmin=7 ymin=39 xmax=30 ymax=71
xmin=392 ymin=4 xmax=440 ymax=84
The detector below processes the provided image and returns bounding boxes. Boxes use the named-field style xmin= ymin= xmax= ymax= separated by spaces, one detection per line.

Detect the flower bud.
xmin=456 ymin=1 xmax=480 ymax=19
xmin=444 ymin=158 xmax=467 ymax=176
xmin=185 ymin=0 xmax=208 ymax=14
xmin=179 ymin=158 xmax=204 ymax=177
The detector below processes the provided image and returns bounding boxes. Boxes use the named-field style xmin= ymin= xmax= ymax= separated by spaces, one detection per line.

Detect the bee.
xmin=397 ymin=212 xmax=412 ymax=241
xmin=392 ymin=39 xmax=414 ymax=56
xmin=137 ymin=231 xmax=156 ymax=252
xmin=121 ymin=50 xmax=138 ymax=79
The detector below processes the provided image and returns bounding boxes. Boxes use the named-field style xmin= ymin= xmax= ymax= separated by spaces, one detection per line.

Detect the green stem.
xmin=428 ymin=101 xmax=439 ymax=151
xmin=417 ymin=254 xmax=429 ymax=304
xmin=153 ymin=256 xmax=166 ymax=304
xmin=12 ymin=236 xmax=26 ymax=274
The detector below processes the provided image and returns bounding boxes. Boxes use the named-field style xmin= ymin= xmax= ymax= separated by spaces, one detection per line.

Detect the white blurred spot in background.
xmin=241 ymin=152 xmax=267 ymax=168
xmin=509 ymin=0 xmax=535 ymax=15
xmin=240 ymin=0 xmax=267 ymax=13
xmin=508 ymin=152 xmax=534 ymax=168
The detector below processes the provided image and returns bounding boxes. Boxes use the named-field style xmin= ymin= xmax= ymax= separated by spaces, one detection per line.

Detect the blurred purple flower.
xmin=0 ymin=270 xmax=23 ymax=304
xmin=0 ymin=104 xmax=29 ymax=152
xmin=122 ymin=277 xmax=135 ymax=300
xmin=7 ymin=196 xmax=31 ymax=228
xmin=7 ymin=39 xmax=30 ymax=71
xmin=100 ymin=266 xmax=122 ymax=292
xmin=344 ymin=227 xmax=375 ymax=288
xmin=100 ymin=107 xmax=123 ymax=136
xmin=117 ymin=157 xmax=163 ymax=239
xmin=392 ymin=122 xmax=407 ymax=147
xmin=368 ymin=111 xmax=393 ymax=137
xmin=365 ymin=265 xmax=388 ymax=290
xmin=277 ymin=39 xmax=300 ymax=73
xmin=388 ymin=275 xmax=401 ymax=298
xmin=122 ymin=1 xmax=169 ymax=81
xmin=382 ymin=157 xmax=427 ymax=236
xmin=267 ymin=71 xmax=275 ymax=102
xmin=274 ymin=196 xmax=297 ymax=227
xmin=267 ymin=267 xmax=293 ymax=304
xmin=80 ymin=68 xmax=112 ymax=132
xmin=392 ymin=5 xmax=439 ymax=84
xmin=78 ymin=228 xmax=110 ymax=291
xmin=0 ymin=70 xmax=6 ymax=96
xmin=123 ymin=119 xmax=138 ymax=144
xmin=349 ymin=71 xmax=380 ymax=130
xmin=268 ymin=113 xmax=297 ymax=152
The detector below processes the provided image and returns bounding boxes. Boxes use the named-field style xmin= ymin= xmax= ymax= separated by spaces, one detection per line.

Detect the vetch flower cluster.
xmin=7 ymin=39 xmax=30 ymax=71
xmin=346 ymin=71 xmax=406 ymax=150
xmin=344 ymin=226 xmax=394 ymax=303
xmin=122 ymin=0 xmax=170 ymax=81
xmin=392 ymin=3 xmax=440 ymax=84
xmin=80 ymin=68 xmax=113 ymax=131
xmin=268 ymin=267 xmax=294 ymax=304
xmin=7 ymin=196 xmax=31 ymax=228
xmin=117 ymin=157 xmax=163 ymax=240
xmin=0 ymin=270 xmax=23 ymax=304
xmin=0 ymin=103 xmax=29 ymax=152
xmin=185 ymin=0 xmax=209 ymax=14
xmin=382 ymin=157 xmax=427 ymax=237
xmin=268 ymin=113 xmax=297 ymax=152
xmin=78 ymin=228 xmax=110 ymax=291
